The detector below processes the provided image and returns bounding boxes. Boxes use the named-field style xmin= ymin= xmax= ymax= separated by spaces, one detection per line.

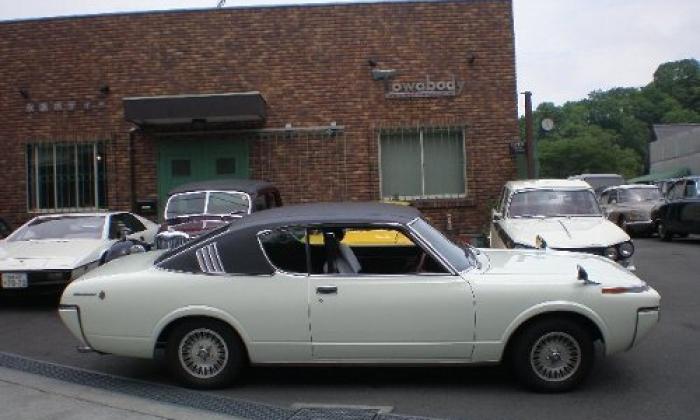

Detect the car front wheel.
xmin=657 ymin=221 xmax=672 ymax=241
xmin=509 ymin=318 xmax=594 ymax=392
xmin=166 ymin=320 xmax=245 ymax=389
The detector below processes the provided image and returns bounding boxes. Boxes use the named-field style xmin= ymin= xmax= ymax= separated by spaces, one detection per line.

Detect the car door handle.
xmin=316 ymin=286 xmax=338 ymax=295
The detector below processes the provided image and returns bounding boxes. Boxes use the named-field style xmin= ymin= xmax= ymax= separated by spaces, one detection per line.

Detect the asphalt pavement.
xmin=0 ymin=236 xmax=698 ymax=419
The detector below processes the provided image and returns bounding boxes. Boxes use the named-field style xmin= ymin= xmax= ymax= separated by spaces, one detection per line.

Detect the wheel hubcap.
xmin=179 ymin=328 xmax=229 ymax=379
xmin=530 ymin=332 xmax=581 ymax=382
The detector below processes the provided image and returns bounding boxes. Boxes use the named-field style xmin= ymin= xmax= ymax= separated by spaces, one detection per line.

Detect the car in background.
xmin=155 ymin=179 xmax=281 ymax=250
xmin=0 ymin=217 xmax=11 ymax=239
xmin=0 ymin=212 xmax=158 ymax=295
xmin=568 ymin=174 xmax=625 ymax=196
xmin=651 ymin=176 xmax=700 ymax=241
xmin=599 ymin=185 xmax=664 ymax=236
xmin=490 ymin=180 xmax=635 ymax=270
xmin=60 ymin=202 xmax=659 ymax=392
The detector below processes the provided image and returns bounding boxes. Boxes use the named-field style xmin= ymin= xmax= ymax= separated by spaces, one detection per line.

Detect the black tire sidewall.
xmin=510 ymin=318 xmax=594 ymax=393
xmin=657 ymin=222 xmax=672 ymax=241
xmin=166 ymin=320 xmax=244 ymax=389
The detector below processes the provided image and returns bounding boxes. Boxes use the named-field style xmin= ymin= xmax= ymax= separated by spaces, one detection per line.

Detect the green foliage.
xmin=526 ymin=59 xmax=700 ymax=179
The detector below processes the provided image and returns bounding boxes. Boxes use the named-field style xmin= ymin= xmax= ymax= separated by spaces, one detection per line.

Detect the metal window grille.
xmin=378 ymin=125 xmax=466 ymax=200
xmin=26 ymin=141 xmax=107 ymax=212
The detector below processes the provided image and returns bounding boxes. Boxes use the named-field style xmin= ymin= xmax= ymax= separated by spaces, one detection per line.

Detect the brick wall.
xmin=0 ymin=0 xmax=518 ymax=238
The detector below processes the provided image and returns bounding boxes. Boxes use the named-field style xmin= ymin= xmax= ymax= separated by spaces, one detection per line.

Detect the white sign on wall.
xmin=386 ymin=75 xmax=465 ymax=99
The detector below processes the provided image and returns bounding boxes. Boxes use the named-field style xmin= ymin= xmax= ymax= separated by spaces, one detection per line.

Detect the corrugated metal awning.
xmin=123 ymin=92 xmax=266 ymax=126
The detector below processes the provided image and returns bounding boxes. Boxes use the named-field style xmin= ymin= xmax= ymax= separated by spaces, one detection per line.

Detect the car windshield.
xmin=508 ymin=189 xmax=602 ymax=217
xmin=166 ymin=191 xmax=250 ymax=219
xmin=9 ymin=216 xmax=105 ymax=241
xmin=618 ymin=188 xmax=662 ymax=202
xmin=409 ymin=218 xmax=472 ymax=272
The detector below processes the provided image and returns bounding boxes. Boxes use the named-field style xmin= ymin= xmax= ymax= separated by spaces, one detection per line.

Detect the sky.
xmin=1 ymin=0 xmax=698 ymax=115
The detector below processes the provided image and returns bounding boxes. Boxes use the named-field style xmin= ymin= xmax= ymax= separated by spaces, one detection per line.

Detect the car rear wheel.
xmin=166 ymin=319 xmax=245 ymax=389
xmin=657 ymin=221 xmax=672 ymax=242
xmin=509 ymin=318 xmax=594 ymax=392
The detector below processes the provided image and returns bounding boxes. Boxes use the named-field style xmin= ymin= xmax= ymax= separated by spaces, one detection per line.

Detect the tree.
xmin=525 ymin=58 xmax=700 ymax=179
xmin=538 ymin=127 xmax=643 ymax=179
xmin=653 ymin=59 xmax=700 ymax=111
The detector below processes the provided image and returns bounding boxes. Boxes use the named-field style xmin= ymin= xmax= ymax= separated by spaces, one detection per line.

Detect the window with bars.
xmin=26 ymin=142 xmax=107 ymax=211
xmin=379 ymin=127 xmax=466 ymax=199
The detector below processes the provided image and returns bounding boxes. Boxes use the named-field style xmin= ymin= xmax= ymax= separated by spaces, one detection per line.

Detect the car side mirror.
xmin=492 ymin=211 xmax=503 ymax=221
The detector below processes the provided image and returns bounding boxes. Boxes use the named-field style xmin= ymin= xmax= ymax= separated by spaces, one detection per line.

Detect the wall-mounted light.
xmin=367 ymin=58 xmax=378 ymax=67
xmin=99 ymin=84 xmax=110 ymax=95
xmin=467 ymin=52 xmax=477 ymax=65
xmin=19 ymin=88 xmax=30 ymax=100
xmin=328 ymin=121 xmax=339 ymax=137
xmin=371 ymin=68 xmax=397 ymax=81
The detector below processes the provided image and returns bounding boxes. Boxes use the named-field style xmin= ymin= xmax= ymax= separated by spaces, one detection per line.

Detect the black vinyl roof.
xmin=229 ymin=201 xmax=421 ymax=230
xmin=156 ymin=201 xmax=421 ymax=275
xmin=168 ymin=179 xmax=276 ymax=195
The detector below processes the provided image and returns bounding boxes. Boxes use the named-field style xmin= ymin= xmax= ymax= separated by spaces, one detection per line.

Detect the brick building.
xmin=0 ymin=0 xmax=518 ymax=240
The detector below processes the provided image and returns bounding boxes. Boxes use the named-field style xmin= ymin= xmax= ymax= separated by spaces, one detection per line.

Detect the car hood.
xmin=503 ymin=217 xmax=629 ymax=249
xmin=0 ymin=239 xmax=109 ymax=270
xmin=480 ymin=248 xmax=643 ymax=287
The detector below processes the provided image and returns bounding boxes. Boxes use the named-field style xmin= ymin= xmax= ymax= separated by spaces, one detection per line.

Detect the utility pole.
xmin=522 ymin=91 xmax=535 ymax=179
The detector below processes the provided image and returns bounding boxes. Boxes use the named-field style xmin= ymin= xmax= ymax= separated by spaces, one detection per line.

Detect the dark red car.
xmin=155 ymin=179 xmax=282 ymax=250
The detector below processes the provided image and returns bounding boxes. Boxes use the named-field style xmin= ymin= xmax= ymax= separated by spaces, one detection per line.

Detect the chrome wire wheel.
xmin=529 ymin=331 xmax=581 ymax=382
xmin=178 ymin=328 xmax=229 ymax=379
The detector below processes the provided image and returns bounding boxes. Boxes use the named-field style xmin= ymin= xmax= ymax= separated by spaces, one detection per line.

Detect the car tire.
xmin=657 ymin=221 xmax=672 ymax=242
xmin=166 ymin=319 xmax=245 ymax=389
xmin=509 ymin=318 xmax=594 ymax=393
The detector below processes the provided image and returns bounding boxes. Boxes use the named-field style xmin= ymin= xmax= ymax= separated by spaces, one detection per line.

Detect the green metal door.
xmin=157 ymin=138 xmax=249 ymax=218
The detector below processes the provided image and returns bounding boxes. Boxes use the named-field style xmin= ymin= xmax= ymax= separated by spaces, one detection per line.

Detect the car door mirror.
xmin=492 ymin=211 xmax=503 ymax=221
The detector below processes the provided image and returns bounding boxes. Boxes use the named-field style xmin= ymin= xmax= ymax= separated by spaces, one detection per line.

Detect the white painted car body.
xmin=490 ymin=180 xmax=635 ymax=269
xmin=59 ymin=207 xmax=659 ymax=371
xmin=0 ymin=212 xmax=159 ymax=292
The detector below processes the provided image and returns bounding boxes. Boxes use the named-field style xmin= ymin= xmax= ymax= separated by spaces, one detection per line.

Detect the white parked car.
xmin=0 ymin=212 xmax=158 ymax=295
xmin=490 ymin=180 xmax=636 ymax=270
xmin=59 ymin=203 xmax=659 ymax=392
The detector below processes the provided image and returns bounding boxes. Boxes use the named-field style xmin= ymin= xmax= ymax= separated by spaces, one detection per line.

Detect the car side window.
xmin=668 ymin=182 xmax=684 ymax=200
xmin=258 ymin=227 xmax=308 ymax=274
xmin=120 ymin=214 xmax=146 ymax=233
xmin=307 ymin=226 xmax=448 ymax=276
xmin=685 ymin=181 xmax=697 ymax=198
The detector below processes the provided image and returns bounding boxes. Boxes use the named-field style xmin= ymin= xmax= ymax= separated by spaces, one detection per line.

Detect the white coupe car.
xmin=490 ymin=180 xmax=636 ymax=270
xmin=59 ymin=203 xmax=659 ymax=392
xmin=1 ymin=212 xmax=158 ymax=295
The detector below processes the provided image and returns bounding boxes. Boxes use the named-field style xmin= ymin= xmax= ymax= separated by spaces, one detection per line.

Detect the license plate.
xmin=2 ymin=273 xmax=28 ymax=288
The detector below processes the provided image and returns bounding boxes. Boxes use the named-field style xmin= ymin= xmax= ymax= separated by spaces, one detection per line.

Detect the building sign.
xmin=386 ymin=75 xmax=465 ymax=99
xmin=24 ymin=99 xmax=106 ymax=113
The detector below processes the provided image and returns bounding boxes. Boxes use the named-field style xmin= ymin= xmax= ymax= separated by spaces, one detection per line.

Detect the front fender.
xmin=473 ymin=301 xmax=610 ymax=362
xmin=502 ymin=301 xmax=610 ymax=344
xmin=151 ymin=305 xmax=253 ymax=355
